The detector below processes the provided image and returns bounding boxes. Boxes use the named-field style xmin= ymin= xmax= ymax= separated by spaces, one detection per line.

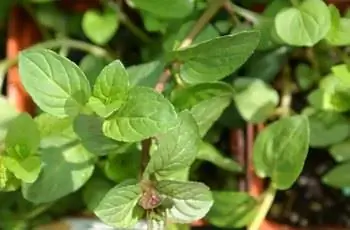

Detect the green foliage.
xmin=275 ymin=0 xmax=330 ymax=46
xmin=207 ymin=191 xmax=258 ymax=228
xmin=82 ymin=8 xmax=119 ymax=45
xmin=156 ymin=180 xmax=213 ymax=223
xmin=172 ymin=31 xmax=260 ymax=83
xmin=3 ymin=0 xmax=348 ymax=228
xmin=233 ymin=78 xmax=279 ymax=123
xmin=19 ymin=49 xmax=91 ymax=118
xmin=253 ymin=115 xmax=310 ymax=190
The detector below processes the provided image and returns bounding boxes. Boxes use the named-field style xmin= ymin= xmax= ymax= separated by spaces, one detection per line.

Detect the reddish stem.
xmin=7 ymin=7 xmax=41 ymax=115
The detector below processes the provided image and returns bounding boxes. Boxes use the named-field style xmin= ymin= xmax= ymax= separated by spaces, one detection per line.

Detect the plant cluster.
xmin=1 ymin=0 xmax=350 ymax=229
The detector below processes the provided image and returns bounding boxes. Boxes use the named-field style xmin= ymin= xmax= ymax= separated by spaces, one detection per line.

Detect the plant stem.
xmin=179 ymin=0 xmax=227 ymax=48
xmin=106 ymin=1 xmax=153 ymax=44
xmin=24 ymin=202 xmax=53 ymax=220
xmin=139 ymin=0 xmax=227 ymax=177
xmin=0 ymin=38 xmax=115 ymax=76
xmin=280 ymin=65 xmax=293 ymax=117
xmin=247 ymin=185 xmax=276 ymax=230
xmin=224 ymin=1 xmax=260 ymax=24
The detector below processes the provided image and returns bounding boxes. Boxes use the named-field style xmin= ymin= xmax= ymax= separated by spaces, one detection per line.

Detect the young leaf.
xmin=233 ymin=78 xmax=279 ymax=123
xmin=82 ymin=8 xmax=119 ymax=45
xmin=74 ymin=114 xmax=120 ymax=156
xmin=331 ymin=64 xmax=350 ymax=86
xmin=157 ymin=180 xmax=213 ymax=223
xmin=0 ymin=156 xmax=20 ymax=192
xmin=323 ymin=163 xmax=350 ymax=188
xmin=79 ymin=54 xmax=109 ymax=86
xmin=94 ymin=182 xmax=143 ymax=228
xmin=145 ymin=111 xmax=200 ymax=178
xmin=253 ymin=115 xmax=310 ymax=190
xmin=325 ymin=5 xmax=350 ymax=46
xmin=5 ymin=113 xmax=40 ymax=154
xmin=103 ymin=86 xmax=178 ymax=142
xmin=275 ymin=0 xmax=331 ymax=46
xmin=3 ymin=155 xmax=41 ymax=183
xmin=329 ymin=140 xmax=350 ymax=162
xmin=197 ymin=142 xmax=242 ymax=173
xmin=129 ymin=0 xmax=194 ymax=19
xmin=308 ymin=76 xmax=350 ymax=112
xmin=19 ymin=49 xmax=91 ymax=118
xmin=22 ymin=144 xmax=94 ymax=203
xmin=207 ymin=191 xmax=258 ymax=228
xmin=172 ymin=31 xmax=260 ymax=83
xmin=91 ymin=60 xmax=130 ymax=117
xmin=34 ymin=113 xmax=73 ymax=139
xmin=171 ymin=82 xmax=233 ymax=136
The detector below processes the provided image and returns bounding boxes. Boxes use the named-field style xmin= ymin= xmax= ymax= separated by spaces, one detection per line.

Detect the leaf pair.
xmin=19 ymin=49 xmax=179 ymax=143
xmin=94 ymin=180 xmax=213 ymax=228
xmin=0 ymin=113 xmax=41 ymax=188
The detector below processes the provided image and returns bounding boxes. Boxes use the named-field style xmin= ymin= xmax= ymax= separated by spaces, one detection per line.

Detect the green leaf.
xmin=305 ymin=109 xmax=349 ymax=147
xmin=207 ymin=191 xmax=258 ymax=228
xmin=22 ymin=144 xmax=94 ymax=203
xmin=329 ymin=140 xmax=350 ymax=162
xmin=94 ymin=182 xmax=143 ymax=228
xmin=129 ymin=0 xmax=194 ymax=19
xmin=296 ymin=63 xmax=318 ymax=90
xmin=254 ymin=18 xmax=282 ymax=50
xmin=91 ymin=60 xmax=130 ymax=117
xmin=5 ymin=113 xmax=40 ymax=154
xmin=103 ymin=86 xmax=178 ymax=142
xmin=141 ymin=11 xmax=168 ymax=33
xmin=253 ymin=115 xmax=310 ymax=190
xmin=245 ymin=47 xmax=290 ymax=82
xmin=331 ymin=64 xmax=350 ymax=86
xmin=233 ymin=78 xmax=279 ymax=123
xmin=323 ymin=162 xmax=350 ymax=188
xmin=104 ymin=147 xmax=140 ymax=182
xmin=0 ymin=96 xmax=18 ymax=141
xmin=3 ymin=156 xmax=41 ymax=183
xmin=73 ymin=114 xmax=120 ymax=156
xmin=197 ymin=142 xmax=242 ymax=173
xmin=127 ymin=60 xmax=165 ymax=87
xmin=275 ymin=0 xmax=331 ymax=46
xmin=171 ymin=82 xmax=233 ymax=136
xmin=0 ymin=156 xmax=21 ymax=192
xmin=172 ymin=31 xmax=260 ymax=83
xmin=82 ymin=176 xmax=114 ymax=211
xmin=34 ymin=113 xmax=73 ymax=139
xmin=157 ymin=180 xmax=213 ymax=223
xmin=82 ymin=8 xmax=119 ymax=45
xmin=145 ymin=111 xmax=200 ymax=178
xmin=325 ymin=5 xmax=350 ymax=46
xmin=308 ymin=74 xmax=350 ymax=112
xmin=80 ymin=54 xmax=109 ymax=86
xmin=19 ymin=49 xmax=91 ymax=118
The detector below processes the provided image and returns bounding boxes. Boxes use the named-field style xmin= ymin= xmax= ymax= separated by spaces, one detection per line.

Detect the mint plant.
xmin=2 ymin=0 xmax=350 ymax=229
